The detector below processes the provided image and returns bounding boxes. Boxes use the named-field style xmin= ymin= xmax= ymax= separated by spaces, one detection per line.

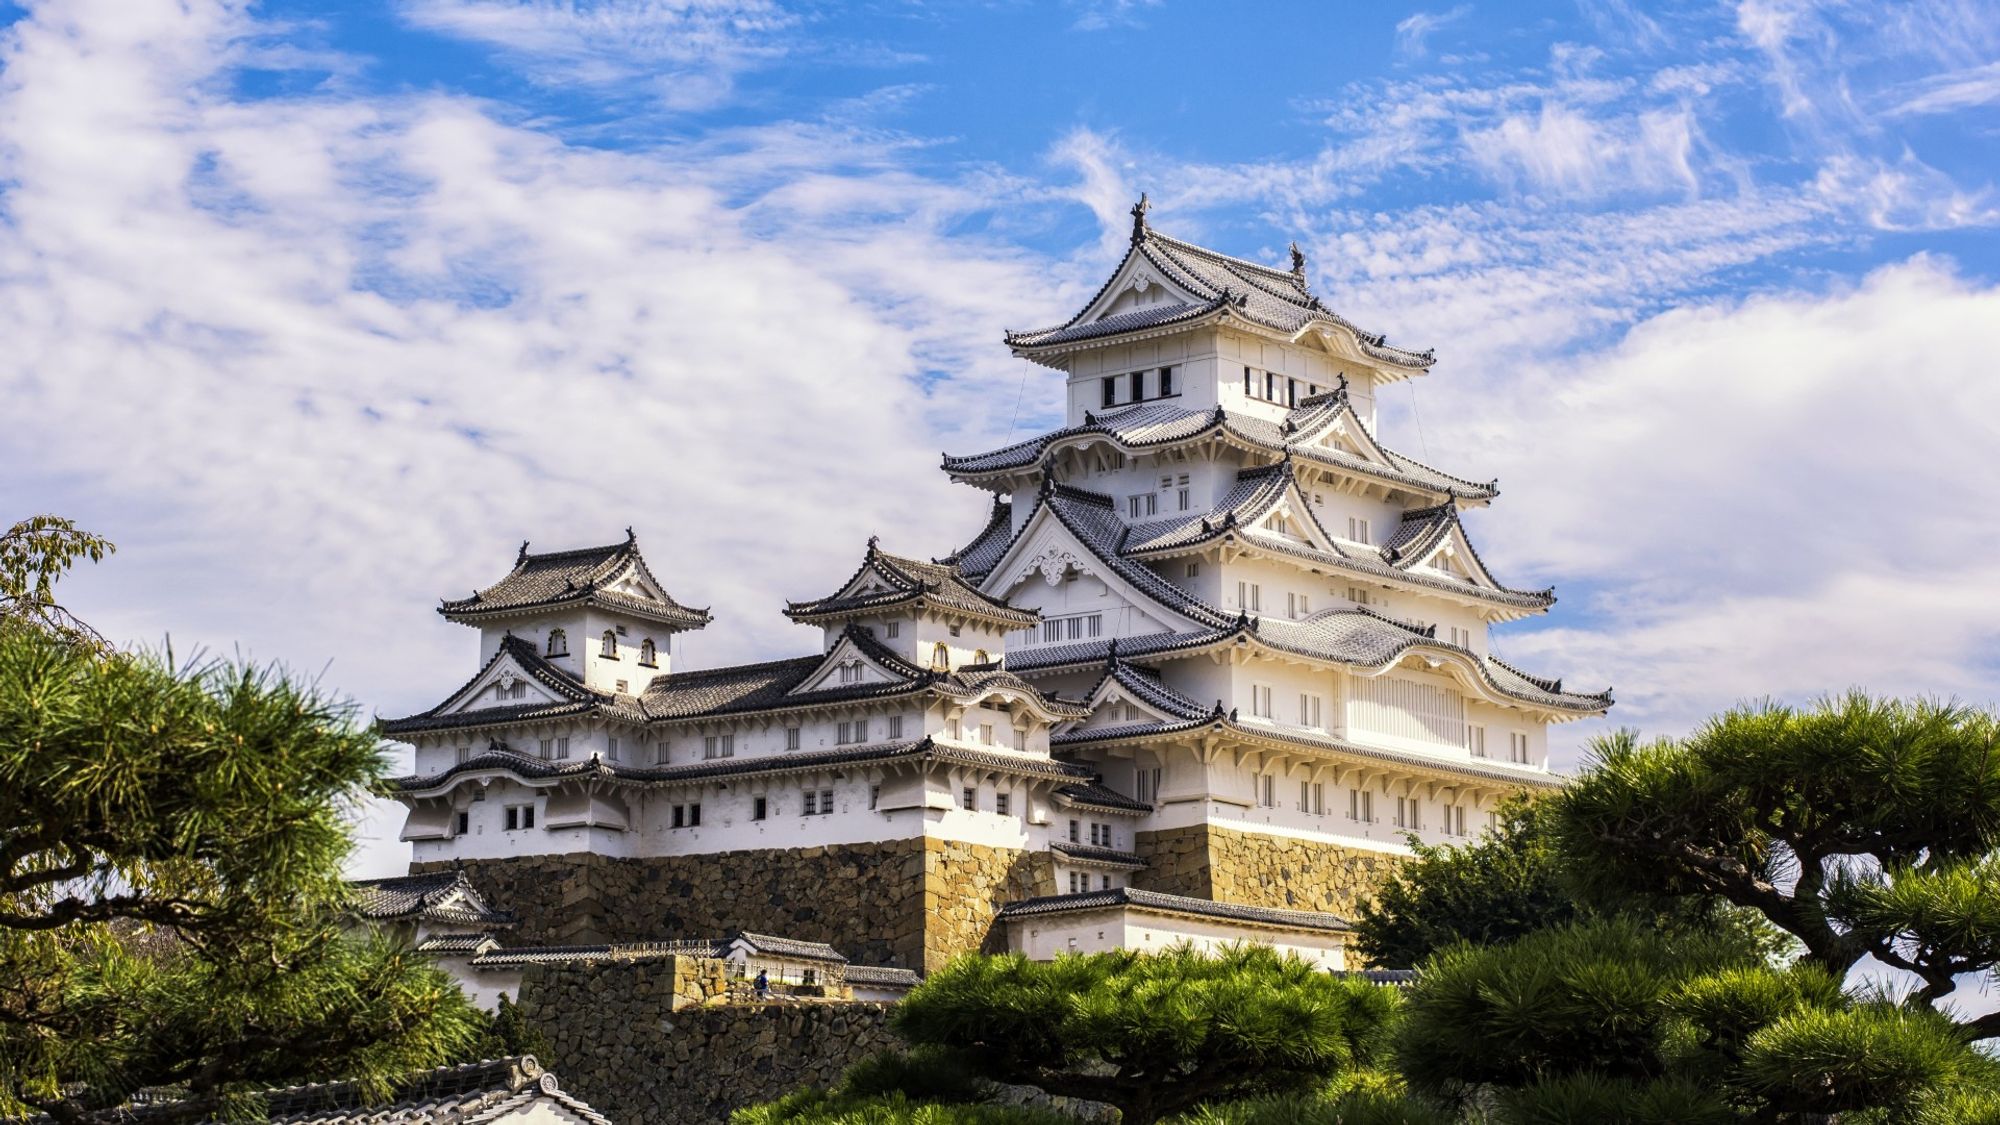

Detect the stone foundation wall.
xmin=516 ymin=960 xmax=897 ymax=1125
xmin=423 ymin=837 xmax=1046 ymax=971
xmin=924 ymin=840 xmax=1051 ymax=969
xmin=418 ymin=840 xmax=928 ymax=965
xmin=1135 ymin=824 xmax=1402 ymax=918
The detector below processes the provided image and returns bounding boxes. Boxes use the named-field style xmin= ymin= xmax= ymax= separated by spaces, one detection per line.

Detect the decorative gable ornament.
xmin=1028 ymin=548 xmax=1084 ymax=586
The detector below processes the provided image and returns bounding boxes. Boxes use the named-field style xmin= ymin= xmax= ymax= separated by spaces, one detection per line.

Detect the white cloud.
xmin=1068 ymin=0 xmax=1163 ymax=33
xmin=396 ymin=0 xmax=793 ymax=107
xmin=1443 ymin=257 xmax=2000 ymax=762
xmin=1463 ymin=102 xmax=1700 ymax=197
xmin=0 ymin=0 xmax=1074 ymax=874
xmin=1394 ymin=5 xmax=1471 ymax=60
xmin=1883 ymin=59 xmax=2000 ymax=116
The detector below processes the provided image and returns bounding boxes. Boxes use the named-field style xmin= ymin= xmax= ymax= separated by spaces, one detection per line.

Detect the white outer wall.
xmin=1005 ymin=907 xmax=1346 ymax=971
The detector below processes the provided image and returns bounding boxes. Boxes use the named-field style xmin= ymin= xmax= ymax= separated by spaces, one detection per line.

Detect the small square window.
xmin=996 ymin=793 xmax=1011 ymax=816
xmin=962 ymin=787 xmax=977 ymax=811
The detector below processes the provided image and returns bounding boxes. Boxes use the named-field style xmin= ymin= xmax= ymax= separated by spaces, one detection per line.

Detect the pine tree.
xmin=0 ymin=516 xmax=482 ymax=1122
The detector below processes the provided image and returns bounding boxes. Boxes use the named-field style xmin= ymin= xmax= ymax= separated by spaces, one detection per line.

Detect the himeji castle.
xmin=380 ymin=199 xmax=1612 ymax=978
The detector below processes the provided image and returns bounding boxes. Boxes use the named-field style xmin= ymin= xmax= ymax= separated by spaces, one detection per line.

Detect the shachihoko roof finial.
xmin=517 ymin=540 xmax=530 ymax=563
xmin=1289 ymin=241 xmax=1306 ymax=276
xmin=1130 ymin=193 xmax=1151 ymax=244
xmin=624 ymin=526 xmax=636 ymax=544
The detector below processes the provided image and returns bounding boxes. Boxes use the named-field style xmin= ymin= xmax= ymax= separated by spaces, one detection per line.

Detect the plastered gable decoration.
xmin=372 ymin=205 xmax=1609 ymax=986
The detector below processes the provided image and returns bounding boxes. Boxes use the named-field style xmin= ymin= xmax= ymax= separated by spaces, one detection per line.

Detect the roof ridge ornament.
xmin=1288 ymin=241 xmax=1306 ymax=277
xmin=517 ymin=540 xmax=530 ymax=564
xmin=624 ymin=526 xmax=635 ymax=545
xmin=1129 ymin=192 xmax=1151 ymax=245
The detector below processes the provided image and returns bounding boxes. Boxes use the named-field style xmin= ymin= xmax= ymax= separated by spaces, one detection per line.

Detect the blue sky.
xmin=3 ymin=0 xmax=1999 ymax=879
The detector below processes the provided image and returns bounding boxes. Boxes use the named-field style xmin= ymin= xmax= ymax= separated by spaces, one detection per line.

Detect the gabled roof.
xmin=996 ymin=886 xmax=1351 ymax=933
xmin=936 ymin=497 xmax=1017 ymax=581
xmin=731 ymin=932 xmax=847 ymax=964
xmin=942 ymin=393 xmax=1496 ymax=503
xmin=1005 ymin=202 xmax=1433 ymax=374
xmin=785 ymin=538 xmax=1038 ymax=628
xmin=379 ymin=635 xmax=645 ymax=736
xmin=980 ymin=480 xmax=1238 ymax=631
xmin=1078 ymin=653 xmax=1214 ymax=723
xmin=348 ymin=869 xmax=517 ymax=930
xmin=1054 ymin=781 xmax=1154 ymax=815
xmin=637 ymin=624 xmax=1086 ymax=723
xmin=1112 ymin=465 xmax=1553 ymax=615
xmin=439 ymin=531 xmax=711 ymax=629
xmin=1013 ymin=609 xmax=1609 ymax=716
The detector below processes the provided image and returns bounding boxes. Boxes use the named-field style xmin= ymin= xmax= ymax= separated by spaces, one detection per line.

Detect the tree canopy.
xmin=1554 ymin=694 xmax=2000 ymax=1035
xmin=0 ymin=517 xmax=481 ymax=1122
xmin=889 ymin=945 xmax=1398 ymax=1125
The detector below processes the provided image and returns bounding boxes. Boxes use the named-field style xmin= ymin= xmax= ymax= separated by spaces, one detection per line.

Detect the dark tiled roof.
xmin=1005 ymin=224 xmax=1433 ymax=372
xmin=1006 ymin=629 xmax=1225 ymax=674
xmin=843 ymin=964 xmax=923 ymax=988
xmin=636 ymin=625 xmax=1085 ymax=723
xmin=1053 ymin=781 xmax=1153 ymax=814
xmin=786 ymin=539 xmax=1037 ymax=627
xmin=392 ymin=738 xmax=1096 ymax=796
xmin=380 ymin=635 xmax=646 ymax=736
xmin=348 ymin=870 xmax=515 ymax=929
xmin=1050 ymin=841 xmax=1147 ymax=868
xmin=439 ymin=533 xmax=711 ymax=629
xmin=937 ymin=497 xmax=1017 ymax=580
xmin=1037 ymin=484 xmax=1237 ymax=630
xmin=1082 ymin=656 xmax=1213 ymax=721
xmin=996 ymin=887 xmax=1352 ymax=933
xmin=248 ymin=1057 xmax=608 ymax=1125
xmin=942 ymin=397 xmax=1494 ymax=502
xmin=734 ymin=932 xmax=847 ymax=964
xmin=1060 ymin=710 xmax=1568 ymax=789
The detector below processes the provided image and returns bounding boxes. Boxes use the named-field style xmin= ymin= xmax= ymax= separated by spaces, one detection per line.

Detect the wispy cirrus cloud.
xmin=1393 ymin=4 xmax=1470 ymax=59
xmin=396 ymin=0 xmax=795 ymax=107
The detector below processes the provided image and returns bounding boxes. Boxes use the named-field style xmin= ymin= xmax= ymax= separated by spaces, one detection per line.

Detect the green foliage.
xmin=837 ymin=1047 xmax=993 ymax=1105
xmin=1491 ymin=1074 xmax=1737 ymax=1125
xmin=0 ymin=527 xmax=483 ymax=1123
xmin=1170 ymin=1084 xmax=1450 ymax=1125
xmin=1735 ymin=1003 xmax=1988 ymax=1115
xmin=1554 ymin=695 xmax=2000 ymax=1030
xmin=465 ymin=993 xmax=551 ymax=1060
xmin=0 ymin=515 xmax=114 ymax=644
xmin=1396 ymin=918 xmax=1761 ymax=1098
xmin=1351 ymin=795 xmax=1588 ymax=968
xmin=891 ymin=945 xmax=1397 ymax=1125
xmin=729 ymin=1088 xmax=1074 ymax=1125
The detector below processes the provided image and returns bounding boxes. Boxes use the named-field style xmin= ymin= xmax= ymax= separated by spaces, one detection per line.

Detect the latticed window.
xmin=546 ymin=629 xmax=567 ymax=656
xmin=639 ymin=638 xmax=657 ymax=666
xmin=600 ymin=631 xmax=617 ymax=658
xmin=931 ymin=644 xmax=950 ymax=672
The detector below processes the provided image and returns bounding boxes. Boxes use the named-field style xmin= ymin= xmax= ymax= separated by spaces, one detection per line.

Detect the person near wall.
xmin=753 ymin=969 xmax=769 ymax=999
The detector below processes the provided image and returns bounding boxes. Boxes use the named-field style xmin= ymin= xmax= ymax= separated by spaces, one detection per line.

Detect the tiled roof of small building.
xmin=1050 ymin=841 xmax=1147 ymax=869
xmin=348 ymin=870 xmax=515 ymax=930
xmin=997 ymin=887 xmax=1352 ymax=933
xmin=843 ymin=964 xmax=923 ymax=988
xmin=439 ymin=532 xmax=711 ymax=629
xmin=937 ymin=497 xmax=1016 ymax=580
xmin=415 ymin=934 xmax=499 ymax=955
xmin=734 ymin=932 xmax=848 ymax=963
xmin=392 ymin=737 xmax=1098 ymax=796
xmin=786 ymin=539 xmax=1038 ymax=627
xmin=1005 ymin=218 xmax=1434 ymax=372
xmin=219 ymin=1057 xmax=606 ymax=1125
xmin=380 ymin=635 xmax=648 ymax=736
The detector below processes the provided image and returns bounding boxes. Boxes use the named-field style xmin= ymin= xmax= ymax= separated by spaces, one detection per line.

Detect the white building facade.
xmin=383 ymin=202 xmax=1610 ymax=974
